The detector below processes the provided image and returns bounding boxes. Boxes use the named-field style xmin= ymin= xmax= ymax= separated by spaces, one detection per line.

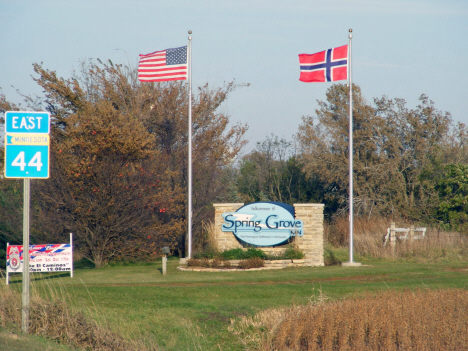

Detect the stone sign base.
xmin=178 ymin=258 xmax=312 ymax=272
xmin=213 ymin=203 xmax=324 ymax=267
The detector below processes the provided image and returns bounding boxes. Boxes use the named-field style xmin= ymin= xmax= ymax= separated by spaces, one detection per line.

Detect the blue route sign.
xmin=5 ymin=111 xmax=50 ymax=134
xmin=4 ymin=134 xmax=50 ymax=179
xmin=4 ymin=111 xmax=50 ymax=179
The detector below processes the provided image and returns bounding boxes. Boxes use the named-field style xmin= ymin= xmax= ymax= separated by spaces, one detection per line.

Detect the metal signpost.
xmin=4 ymin=111 xmax=50 ymax=333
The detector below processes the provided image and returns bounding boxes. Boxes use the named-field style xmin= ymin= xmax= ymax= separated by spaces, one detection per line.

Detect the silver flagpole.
xmin=187 ymin=30 xmax=193 ymax=258
xmin=343 ymin=28 xmax=361 ymax=267
xmin=349 ymin=29 xmax=354 ymax=263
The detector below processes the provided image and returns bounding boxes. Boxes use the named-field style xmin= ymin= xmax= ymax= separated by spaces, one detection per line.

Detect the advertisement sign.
xmin=6 ymin=243 xmax=72 ymax=274
xmin=221 ymin=202 xmax=303 ymax=247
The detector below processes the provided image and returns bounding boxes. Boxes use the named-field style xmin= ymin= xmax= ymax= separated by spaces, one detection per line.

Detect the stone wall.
xmin=293 ymin=204 xmax=325 ymax=267
xmin=213 ymin=203 xmax=324 ymax=267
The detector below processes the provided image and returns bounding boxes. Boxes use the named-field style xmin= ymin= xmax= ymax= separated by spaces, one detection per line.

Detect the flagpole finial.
xmin=349 ymin=28 xmax=353 ymax=39
xmin=188 ymin=30 xmax=192 ymax=34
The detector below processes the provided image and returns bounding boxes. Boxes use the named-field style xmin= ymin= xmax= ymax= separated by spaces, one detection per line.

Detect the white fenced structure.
xmin=383 ymin=222 xmax=426 ymax=248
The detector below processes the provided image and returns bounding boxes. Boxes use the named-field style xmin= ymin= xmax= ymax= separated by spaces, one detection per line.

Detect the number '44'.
xmin=12 ymin=152 xmax=43 ymax=171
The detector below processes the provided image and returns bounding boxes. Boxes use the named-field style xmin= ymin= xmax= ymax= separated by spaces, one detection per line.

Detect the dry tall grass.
xmin=193 ymin=221 xmax=218 ymax=254
xmin=327 ymin=216 xmax=468 ymax=261
xmin=0 ymin=273 xmax=157 ymax=350
xmin=231 ymin=289 xmax=468 ymax=351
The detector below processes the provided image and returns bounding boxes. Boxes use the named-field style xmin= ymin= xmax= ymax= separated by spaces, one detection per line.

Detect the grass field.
xmin=0 ymin=329 xmax=75 ymax=351
xmin=2 ymin=247 xmax=468 ymax=350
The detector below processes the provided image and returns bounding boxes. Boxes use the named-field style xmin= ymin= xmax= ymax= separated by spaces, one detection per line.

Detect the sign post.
xmin=22 ymin=178 xmax=30 ymax=332
xmin=4 ymin=111 xmax=50 ymax=334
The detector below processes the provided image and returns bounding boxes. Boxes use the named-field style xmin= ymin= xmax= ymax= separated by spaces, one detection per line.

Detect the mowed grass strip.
xmin=0 ymin=329 xmax=77 ymax=351
xmin=4 ymin=257 xmax=468 ymax=351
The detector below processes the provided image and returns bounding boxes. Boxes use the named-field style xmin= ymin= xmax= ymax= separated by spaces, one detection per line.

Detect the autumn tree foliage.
xmin=0 ymin=60 xmax=247 ymax=267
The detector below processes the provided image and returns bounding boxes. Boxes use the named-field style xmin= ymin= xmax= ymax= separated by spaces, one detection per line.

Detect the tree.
xmin=235 ymin=135 xmax=325 ymax=206
xmin=141 ymin=81 xmax=248 ymax=240
xmin=436 ymin=164 xmax=468 ymax=233
xmin=0 ymin=60 xmax=247 ymax=265
xmin=236 ymin=135 xmax=295 ymax=202
xmin=297 ymin=84 xmax=461 ymax=221
xmin=32 ymin=96 xmax=183 ymax=267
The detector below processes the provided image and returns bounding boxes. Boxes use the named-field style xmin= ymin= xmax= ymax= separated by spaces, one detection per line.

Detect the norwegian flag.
xmin=299 ymin=44 xmax=348 ymax=83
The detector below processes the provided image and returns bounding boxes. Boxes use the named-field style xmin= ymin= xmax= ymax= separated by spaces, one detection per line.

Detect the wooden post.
xmin=410 ymin=225 xmax=415 ymax=243
xmin=162 ymin=255 xmax=167 ymax=276
xmin=390 ymin=222 xmax=396 ymax=253
xmin=6 ymin=243 xmax=9 ymax=285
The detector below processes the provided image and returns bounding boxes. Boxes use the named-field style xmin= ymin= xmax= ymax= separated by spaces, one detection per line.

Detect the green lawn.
xmin=0 ymin=329 xmax=76 ymax=351
xmin=5 ymin=255 xmax=468 ymax=351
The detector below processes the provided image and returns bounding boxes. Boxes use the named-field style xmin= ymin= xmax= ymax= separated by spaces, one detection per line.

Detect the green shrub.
xmin=283 ymin=247 xmax=305 ymax=259
xmin=193 ymin=249 xmax=217 ymax=259
xmin=221 ymin=248 xmax=245 ymax=260
xmin=324 ymin=246 xmax=342 ymax=266
xmin=245 ymin=248 xmax=267 ymax=259
xmin=222 ymin=247 xmax=267 ymax=260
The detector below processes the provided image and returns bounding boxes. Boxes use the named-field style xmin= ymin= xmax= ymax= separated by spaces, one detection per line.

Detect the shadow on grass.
xmin=73 ymin=258 xmax=95 ymax=270
xmin=4 ymin=259 xmax=95 ymax=285
xmin=6 ymin=272 xmax=72 ymax=285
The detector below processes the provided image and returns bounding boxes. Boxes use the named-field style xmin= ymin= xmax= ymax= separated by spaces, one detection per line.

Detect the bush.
xmin=187 ymin=258 xmax=202 ymax=267
xmin=245 ymin=248 xmax=267 ymax=259
xmin=221 ymin=248 xmax=245 ymax=260
xmin=192 ymin=249 xmax=217 ymax=259
xmin=209 ymin=257 xmax=223 ymax=268
xmin=238 ymin=257 xmax=264 ymax=269
xmin=187 ymin=257 xmax=226 ymax=268
xmin=324 ymin=245 xmax=342 ymax=266
xmin=283 ymin=247 xmax=305 ymax=260
xmin=222 ymin=247 xmax=267 ymax=260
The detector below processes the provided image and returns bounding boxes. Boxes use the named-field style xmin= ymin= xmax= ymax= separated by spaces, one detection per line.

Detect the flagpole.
xmin=343 ymin=28 xmax=361 ymax=267
xmin=187 ymin=30 xmax=193 ymax=259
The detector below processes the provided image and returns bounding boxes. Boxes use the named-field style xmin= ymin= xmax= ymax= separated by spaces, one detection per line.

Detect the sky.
xmin=1 ymin=0 xmax=467 ymax=152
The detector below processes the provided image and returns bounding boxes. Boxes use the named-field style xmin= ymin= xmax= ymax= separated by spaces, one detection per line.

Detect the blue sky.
xmin=1 ymin=0 xmax=467 ymax=151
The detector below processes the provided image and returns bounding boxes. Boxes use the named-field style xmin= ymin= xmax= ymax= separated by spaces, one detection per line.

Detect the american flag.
xmin=299 ymin=44 xmax=348 ymax=83
xmin=138 ymin=46 xmax=188 ymax=82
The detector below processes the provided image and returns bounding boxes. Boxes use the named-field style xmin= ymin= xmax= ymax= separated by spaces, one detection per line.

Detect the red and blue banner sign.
xmin=7 ymin=243 xmax=72 ymax=273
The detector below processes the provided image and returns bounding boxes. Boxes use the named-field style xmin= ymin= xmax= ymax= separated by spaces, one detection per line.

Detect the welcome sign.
xmin=221 ymin=202 xmax=303 ymax=246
